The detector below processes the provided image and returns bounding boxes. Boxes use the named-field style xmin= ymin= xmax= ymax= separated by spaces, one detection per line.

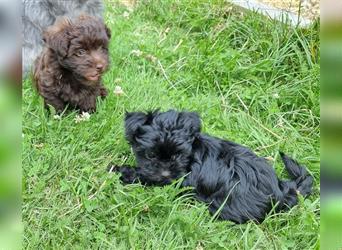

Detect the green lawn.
xmin=23 ymin=1 xmax=320 ymax=249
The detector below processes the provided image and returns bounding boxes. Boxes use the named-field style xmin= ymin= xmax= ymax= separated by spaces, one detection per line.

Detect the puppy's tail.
xmin=278 ymin=152 xmax=313 ymax=208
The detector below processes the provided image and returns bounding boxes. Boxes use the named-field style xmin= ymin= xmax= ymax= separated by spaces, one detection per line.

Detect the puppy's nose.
xmin=96 ymin=63 xmax=104 ymax=71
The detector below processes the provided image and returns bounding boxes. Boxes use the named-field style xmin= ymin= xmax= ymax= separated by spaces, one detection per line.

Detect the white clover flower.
xmin=123 ymin=11 xmax=130 ymax=18
xmin=273 ymin=93 xmax=280 ymax=99
xmin=75 ymin=112 xmax=91 ymax=123
xmin=114 ymin=78 xmax=123 ymax=84
xmin=131 ymin=49 xmax=143 ymax=57
xmin=145 ymin=54 xmax=158 ymax=63
xmin=114 ymin=86 xmax=124 ymax=96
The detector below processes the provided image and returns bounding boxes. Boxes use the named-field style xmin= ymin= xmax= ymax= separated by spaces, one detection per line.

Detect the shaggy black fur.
xmin=111 ymin=110 xmax=313 ymax=224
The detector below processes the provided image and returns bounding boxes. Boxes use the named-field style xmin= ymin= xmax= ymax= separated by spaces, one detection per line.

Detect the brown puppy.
xmin=33 ymin=15 xmax=111 ymax=113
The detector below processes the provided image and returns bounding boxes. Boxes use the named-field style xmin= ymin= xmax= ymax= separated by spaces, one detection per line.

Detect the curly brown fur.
xmin=33 ymin=15 xmax=111 ymax=113
xmin=23 ymin=0 xmax=104 ymax=78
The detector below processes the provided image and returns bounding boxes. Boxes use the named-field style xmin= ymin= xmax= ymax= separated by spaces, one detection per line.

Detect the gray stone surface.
xmin=231 ymin=0 xmax=312 ymax=28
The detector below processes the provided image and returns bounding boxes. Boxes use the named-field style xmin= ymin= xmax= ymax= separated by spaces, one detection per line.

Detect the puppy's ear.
xmin=105 ymin=25 xmax=111 ymax=39
xmin=124 ymin=112 xmax=147 ymax=144
xmin=125 ymin=110 xmax=158 ymax=144
xmin=43 ymin=17 xmax=72 ymax=57
xmin=180 ymin=112 xmax=201 ymax=136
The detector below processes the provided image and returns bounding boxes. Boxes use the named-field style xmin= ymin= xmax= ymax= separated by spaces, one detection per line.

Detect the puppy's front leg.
xmin=108 ymin=165 xmax=142 ymax=184
xmin=99 ymin=84 xmax=108 ymax=99
xmin=78 ymin=94 xmax=96 ymax=113
xmin=44 ymin=96 xmax=66 ymax=113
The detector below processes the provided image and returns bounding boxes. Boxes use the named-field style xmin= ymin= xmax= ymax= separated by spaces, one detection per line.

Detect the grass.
xmin=22 ymin=0 xmax=320 ymax=249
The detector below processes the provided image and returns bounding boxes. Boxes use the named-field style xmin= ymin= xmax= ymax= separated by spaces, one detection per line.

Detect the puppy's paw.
xmin=79 ymin=108 xmax=96 ymax=114
xmin=107 ymin=165 xmax=139 ymax=184
xmin=107 ymin=164 xmax=121 ymax=173
xmin=79 ymin=97 xmax=96 ymax=113
xmin=99 ymin=86 xmax=108 ymax=99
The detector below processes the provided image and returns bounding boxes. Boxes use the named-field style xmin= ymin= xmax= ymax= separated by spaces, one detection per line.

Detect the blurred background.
xmin=321 ymin=0 xmax=342 ymax=249
xmin=0 ymin=0 xmax=21 ymax=249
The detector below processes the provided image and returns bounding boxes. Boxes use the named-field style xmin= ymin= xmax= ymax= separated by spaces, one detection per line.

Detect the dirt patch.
xmin=258 ymin=0 xmax=319 ymax=20
xmin=117 ymin=0 xmax=136 ymax=10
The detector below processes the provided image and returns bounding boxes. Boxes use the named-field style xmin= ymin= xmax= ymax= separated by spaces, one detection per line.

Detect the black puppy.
xmin=111 ymin=110 xmax=313 ymax=223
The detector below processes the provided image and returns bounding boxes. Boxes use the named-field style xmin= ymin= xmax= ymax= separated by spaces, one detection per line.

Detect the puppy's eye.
xmin=76 ymin=49 xmax=86 ymax=56
xmin=146 ymin=152 xmax=156 ymax=160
